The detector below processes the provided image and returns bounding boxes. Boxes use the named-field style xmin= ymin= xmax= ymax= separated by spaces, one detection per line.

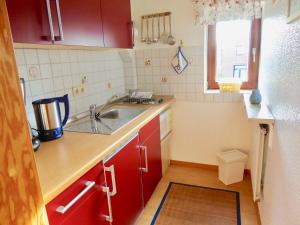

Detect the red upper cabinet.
xmin=53 ymin=0 xmax=104 ymax=46
xmin=6 ymin=0 xmax=104 ymax=46
xmin=101 ymin=0 xmax=133 ymax=48
xmin=103 ymin=134 xmax=143 ymax=225
xmin=6 ymin=0 xmax=53 ymax=44
xmin=6 ymin=0 xmax=132 ymax=48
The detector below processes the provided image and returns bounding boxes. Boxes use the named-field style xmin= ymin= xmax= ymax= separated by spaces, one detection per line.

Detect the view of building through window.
xmin=216 ymin=20 xmax=251 ymax=82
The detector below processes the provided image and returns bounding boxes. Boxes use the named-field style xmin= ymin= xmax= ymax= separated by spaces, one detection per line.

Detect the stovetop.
xmin=123 ymin=97 xmax=163 ymax=105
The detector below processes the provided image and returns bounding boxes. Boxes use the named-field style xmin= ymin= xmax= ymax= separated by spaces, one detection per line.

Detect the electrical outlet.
xmin=80 ymin=85 xmax=85 ymax=94
xmin=107 ymin=82 xmax=112 ymax=89
xmin=145 ymin=59 xmax=151 ymax=66
xmin=28 ymin=66 xmax=40 ymax=79
xmin=161 ymin=77 xmax=168 ymax=83
xmin=72 ymin=87 xmax=80 ymax=97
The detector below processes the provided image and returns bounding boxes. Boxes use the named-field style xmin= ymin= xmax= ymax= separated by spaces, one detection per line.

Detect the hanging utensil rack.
xmin=141 ymin=12 xmax=171 ymax=19
xmin=140 ymin=12 xmax=173 ymax=45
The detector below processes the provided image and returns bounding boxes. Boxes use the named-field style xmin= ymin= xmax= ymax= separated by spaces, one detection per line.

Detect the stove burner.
xmin=123 ymin=98 xmax=158 ymax=104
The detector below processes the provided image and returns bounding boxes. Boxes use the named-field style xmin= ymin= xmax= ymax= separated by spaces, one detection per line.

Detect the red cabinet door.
xmin=140 ymin=128 xmax=162 ymax=205
xmin=46 ymin=163 xmax=110 ymax=225
xmin=103 ymin=134 xmax=143 ymax=225
xmin=53 ymin=0 xmax=104 ymax=46
xmin=6 ymin=0 xmax=53 ymax=44
xmin=101 ymin=0 xmax=133 ymax=48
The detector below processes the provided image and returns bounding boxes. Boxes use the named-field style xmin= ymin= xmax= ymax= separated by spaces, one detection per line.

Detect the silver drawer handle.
xmin=104 ymin=165 xmax=117 ymax=196
xmin=45 ymin=0 xmax=55 ymax=42
xmin=140 ymin=146 xmax=148 ymax=173
xmin=102 ymin=186 xmax=113 ymax=222
xmin=54 ymin=0 xmax=64 ymax=41
xmin=56 ymin=181 xmax=95 ymax=214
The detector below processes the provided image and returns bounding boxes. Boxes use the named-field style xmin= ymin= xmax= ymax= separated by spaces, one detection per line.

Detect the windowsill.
xmin=243 ymin=94 xmax=274 ymax=124
xmin=204 ymin=89 xmax=252 ymax=94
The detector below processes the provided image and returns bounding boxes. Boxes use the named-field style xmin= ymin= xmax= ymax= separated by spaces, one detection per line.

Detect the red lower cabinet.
xmin=140 ymin=127 xmax=162 ymax=205
xmin=103 ymin=134 xmax=143 ymax=225
xmin=46 ymin=163 xmax=110 ymax=225
xmin=46 ymin=118 xmax=163 ymax=225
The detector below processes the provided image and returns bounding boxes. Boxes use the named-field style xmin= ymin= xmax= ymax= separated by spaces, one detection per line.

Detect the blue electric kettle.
xmin=32 ymin=94 xmax=70 ymax=141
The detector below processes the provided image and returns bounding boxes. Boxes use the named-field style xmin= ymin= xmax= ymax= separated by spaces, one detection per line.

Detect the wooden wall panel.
xmin=0 ymin=1 xmax=48 ymax=224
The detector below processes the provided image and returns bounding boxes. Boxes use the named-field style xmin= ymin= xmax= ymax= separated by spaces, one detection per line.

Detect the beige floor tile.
xmin=136 ymin=165 xmax=261 ymax=225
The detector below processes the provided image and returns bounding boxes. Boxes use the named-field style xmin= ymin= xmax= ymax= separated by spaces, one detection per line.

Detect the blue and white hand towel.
xmin=171 ymin=46 xmax=189 ymax=74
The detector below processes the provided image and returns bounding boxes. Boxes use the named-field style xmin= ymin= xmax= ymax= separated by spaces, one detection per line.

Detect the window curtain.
xmin=191 ymin=0 xmax=262 ymax=25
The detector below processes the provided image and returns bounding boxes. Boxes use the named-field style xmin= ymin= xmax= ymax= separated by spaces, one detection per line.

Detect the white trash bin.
xmin=217 ymin=150 xmax=248 ymax=185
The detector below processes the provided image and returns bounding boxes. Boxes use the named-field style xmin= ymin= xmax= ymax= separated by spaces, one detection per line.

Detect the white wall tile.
xmin=30 ymin=80 xmax=44 ymax=96
xmin=40 ymin=64 xmax=52 ymax=78
xmin=15 ymin=49 xmax=25 ymax=65
xmin=42 ymin=79 xmax=54 ymax=93
xmin=49 ymin=50 xmax=61 ymax=63
xmin=24 ymin=49 xmax=38 ymax=64
xmin=37 ymin=49 xmax=50 ymax=64
xmin=53 ymin=77 xmax=64 ymax=91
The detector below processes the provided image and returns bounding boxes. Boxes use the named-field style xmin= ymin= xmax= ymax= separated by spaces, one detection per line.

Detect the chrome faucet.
xmin=97 ymin=95 xmax=119 ymax=116
xmin=89 ymin=95 xmax=119 ymax=121
xmin=90 ymin=104 xmax=97 ymax=120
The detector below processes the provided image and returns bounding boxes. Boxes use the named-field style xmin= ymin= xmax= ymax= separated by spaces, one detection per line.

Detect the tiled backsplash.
xmin=15 ymin=48 xmax=127 ymax=127
xmin=15 ymin=45 xmax=242 ymax=127
xmin=135 ymin=46 xmax=242 ymax=103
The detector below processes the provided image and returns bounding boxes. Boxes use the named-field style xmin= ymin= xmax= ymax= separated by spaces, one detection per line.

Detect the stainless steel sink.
xmin=100 ymin=109 xmax=120 ymax=119
xmin=65 ymin=106 xmax=147 ymax=135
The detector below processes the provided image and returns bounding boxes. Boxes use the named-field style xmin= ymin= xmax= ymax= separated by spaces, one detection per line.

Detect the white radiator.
xmin=250 ymin=124 xmax=269 ymax=202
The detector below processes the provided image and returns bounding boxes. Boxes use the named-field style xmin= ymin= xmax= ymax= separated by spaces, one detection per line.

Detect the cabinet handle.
xmin=140 ymin=146 xmax=149 ymax=173
xmin=56 ymin=181 xmax=95 ymax=214
xmin=45 ymin=0 xmax=55 ymax=42
xmin=131 ymin=21 xmax=135 ymax=48
xmin=102 ymin=186 xmax=113 ymax=222
xmin=54 ymin=0 xmax=64 ymax=41
xmin=104 ymin=165 xmax=117 ymax=196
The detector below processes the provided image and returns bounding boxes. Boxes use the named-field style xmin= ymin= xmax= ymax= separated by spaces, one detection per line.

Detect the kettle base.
xmin=38 ymin=127 xmax=64 ymax=142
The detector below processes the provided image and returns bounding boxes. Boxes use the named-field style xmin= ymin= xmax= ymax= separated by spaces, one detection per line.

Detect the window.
xmin=207 ymin=19 xmax=261 ymax=89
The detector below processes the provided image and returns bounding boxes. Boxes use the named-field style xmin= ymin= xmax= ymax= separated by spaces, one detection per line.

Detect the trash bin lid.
xmin=218 ymin=150 xmax=248 ymax=163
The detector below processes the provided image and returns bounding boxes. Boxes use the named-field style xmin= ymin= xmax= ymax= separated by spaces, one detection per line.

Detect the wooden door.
xmin=6 ymin=0 xmax=53 ymax=44
xmin=0 ymin=1 xmax=48 ymax=224
xmin=53 ymin=0 xmax=104 ymax=46
xmin=101 ymin=0 xmax=133 ymax=48
xmin=103 ymin=135 xmax=143 ymax=225
xmin=140 ymin=129 xmax=162 ymax=205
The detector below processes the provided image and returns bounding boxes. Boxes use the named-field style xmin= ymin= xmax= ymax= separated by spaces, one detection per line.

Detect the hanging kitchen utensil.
xmin=171 ymin=41 xmax=189 ymax=74
xmin=160 ymin=15 xmax=168 ymax=44
xmin=157 ymin=15 xmax=161 ymax=42
xmin=152 ymin=16 xmax=158 ymax=43
xmin=167 ymin=15 xmax=176 ymax=45
xmin=141 ymin=17 xmax=146 ymax=42
xmin=146 ymin=17 xmax=151 ymax=44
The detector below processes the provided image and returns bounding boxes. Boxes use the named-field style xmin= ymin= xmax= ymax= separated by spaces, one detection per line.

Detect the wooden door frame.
xmin=0 ymin=1 xmax=48 ymax=224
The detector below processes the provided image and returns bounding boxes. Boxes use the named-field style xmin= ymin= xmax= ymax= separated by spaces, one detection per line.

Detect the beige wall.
xmin=131 ymin=0 xmax=253 ymax=166
xmin=171 ymin=102 xmax=252 ymax=168
xmin=258 ymin=0 xmax=300 ymax=224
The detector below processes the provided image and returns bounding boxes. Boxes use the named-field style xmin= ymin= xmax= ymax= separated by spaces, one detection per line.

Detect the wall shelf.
xmin=243 ymin=94 xmax=274 ymax=124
